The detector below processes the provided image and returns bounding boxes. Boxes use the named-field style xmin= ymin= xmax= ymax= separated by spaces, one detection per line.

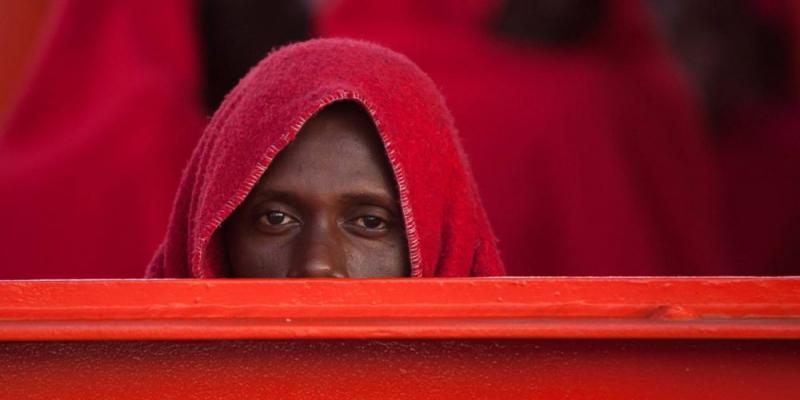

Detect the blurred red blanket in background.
xmin=317 ymin=0 xmax=725 ymax=275
xmin=715 ymin=0 xmax=800 ymax=274
xmin=0 ymin=0 xmax=205 ymax=278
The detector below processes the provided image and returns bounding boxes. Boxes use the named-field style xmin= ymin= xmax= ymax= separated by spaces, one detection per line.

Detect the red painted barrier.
xmin=0 ymin=278 xmax=799 ymax=399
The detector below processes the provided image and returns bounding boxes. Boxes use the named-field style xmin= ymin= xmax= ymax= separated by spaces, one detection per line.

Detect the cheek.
xmin=346 ymin=233 xmax=409 ymax=278
xmin=227 ymin=233 xmax=293 ymax=278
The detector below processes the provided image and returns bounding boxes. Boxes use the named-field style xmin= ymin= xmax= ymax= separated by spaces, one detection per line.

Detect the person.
xmin=316 ymin=0 xmax=725 ymax=275
xmin=0 ymin=0 xmax=205 ymax=279
xmin=145 ymin=38 xmax=505 ymax=278
xmin=651 ymin=0 xmax=800 ymax=274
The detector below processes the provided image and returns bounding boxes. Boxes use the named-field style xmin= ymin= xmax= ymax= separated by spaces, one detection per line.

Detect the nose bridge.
xmin=290 ymin=215 xmax=348 ymax=278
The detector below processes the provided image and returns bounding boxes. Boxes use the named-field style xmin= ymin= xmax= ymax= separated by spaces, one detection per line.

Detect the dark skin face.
xmin=223 ymin=102 xmax=409 ymax=278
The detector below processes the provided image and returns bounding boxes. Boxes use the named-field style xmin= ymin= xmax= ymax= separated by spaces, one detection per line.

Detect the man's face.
xmin=223 ymin=102 xmax=409 ymax=278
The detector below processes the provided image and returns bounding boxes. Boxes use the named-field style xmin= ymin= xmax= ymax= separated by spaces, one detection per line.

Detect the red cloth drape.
xmin=716 ymin=0 xmax=800 ymax=274
xmin=317 ymin=0 xmax=725 ymax=275
xmin=0 ymin=0 xmax=205 ymax=278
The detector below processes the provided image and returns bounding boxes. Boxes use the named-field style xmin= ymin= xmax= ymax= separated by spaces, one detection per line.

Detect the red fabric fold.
xmin=146 ymin=38 xmax=505 ymax=278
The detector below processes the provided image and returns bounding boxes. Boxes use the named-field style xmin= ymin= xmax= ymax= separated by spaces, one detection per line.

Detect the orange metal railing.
xmin=1 ymin=278 xmax=799 ymax=399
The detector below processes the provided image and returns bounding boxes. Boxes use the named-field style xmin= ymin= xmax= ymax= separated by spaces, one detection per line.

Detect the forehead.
xmin=253 ymin=102 xmax=396 ymax=196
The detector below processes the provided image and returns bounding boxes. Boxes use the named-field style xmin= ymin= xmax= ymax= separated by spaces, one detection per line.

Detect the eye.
xmin=353 ymin=215 xmax=388 ymax=230
xmin=258 ymin=211 xmax=297 ymax=226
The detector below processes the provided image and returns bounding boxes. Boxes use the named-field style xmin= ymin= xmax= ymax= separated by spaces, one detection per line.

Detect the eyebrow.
xmin=251 ymin=189 xmax=399 ymax=210
xmin=250 ymin=189 xmax=301 ymax=204
xmin=337 ymin=192 xmax=399 ymax=210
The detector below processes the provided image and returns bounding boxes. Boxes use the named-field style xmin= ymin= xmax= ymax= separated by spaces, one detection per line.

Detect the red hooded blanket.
xmin=317 ymin=0 xmax=725 ymax=275
xmin=146 ymin=38 xmax=505 ymax=278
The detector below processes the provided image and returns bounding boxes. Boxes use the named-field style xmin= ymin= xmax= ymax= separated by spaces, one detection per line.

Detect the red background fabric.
xmin=0 ymin=0 xmax=205 ymax=278
xmin=317 ymin=0 xmax=725 ymax=275
xmin=715 ymin=0 xmax=800 ymax=274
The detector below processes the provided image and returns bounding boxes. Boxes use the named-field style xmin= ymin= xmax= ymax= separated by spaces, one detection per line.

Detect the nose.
xmin=288 ymin=219 xmax=348 ymax=278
